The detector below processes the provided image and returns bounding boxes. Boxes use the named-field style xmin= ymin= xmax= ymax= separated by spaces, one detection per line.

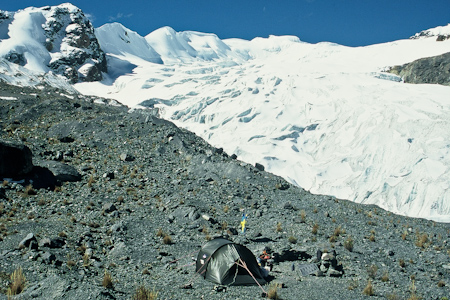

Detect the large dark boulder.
xmin=0 ymin=140 xmax=33 ymax=177
xmin=388 ymin=52 xmax=450 ymax=86
xmin=35 ymin=160 xmax=81 ymax=183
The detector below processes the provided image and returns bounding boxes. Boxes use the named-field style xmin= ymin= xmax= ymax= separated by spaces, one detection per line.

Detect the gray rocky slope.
xmin=0 ymin=81 xmax=449 ymax=300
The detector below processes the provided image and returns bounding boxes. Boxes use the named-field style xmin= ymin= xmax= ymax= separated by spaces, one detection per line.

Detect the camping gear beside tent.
xmin=195 ymin=237 xmax=266 ymax=285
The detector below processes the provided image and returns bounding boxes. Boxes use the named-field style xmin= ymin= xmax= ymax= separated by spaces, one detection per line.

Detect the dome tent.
xmin=195 ymin=237 xmax=266 ymax=285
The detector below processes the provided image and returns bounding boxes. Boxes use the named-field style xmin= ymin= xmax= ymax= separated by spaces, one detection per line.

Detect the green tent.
xmin=195 ymin=237 xmax=266 ymax=285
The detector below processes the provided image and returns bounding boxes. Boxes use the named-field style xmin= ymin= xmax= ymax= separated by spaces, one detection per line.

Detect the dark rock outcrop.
xmin=42 ymin=4 xmax=107 ymax=83
xmin=0 ymin=140 xmax=33 ymax=177
xmin=411 ymin=26 xmax=450 ymax=41
xmin=388 ymin=52 xmax=450 ymax=86
xmin=34 ymin=160 xmax=81 ymax=183
xmin=1 ymin=4 xmax=107 ymax=83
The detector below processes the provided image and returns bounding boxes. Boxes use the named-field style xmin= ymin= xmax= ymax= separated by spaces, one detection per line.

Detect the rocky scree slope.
xmin=0 ymin=81 xmax=449 ymax=300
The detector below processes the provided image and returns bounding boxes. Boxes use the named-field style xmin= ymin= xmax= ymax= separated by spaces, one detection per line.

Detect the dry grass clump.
xmin=221 ymin=221 xmax=228 ymax=231
xmin=7 ymin=266 xmax=26 ymax=298
xmin=381 ymin=271 xmax=389 ymax=282
xmin=386 ymin=293 xmax=400 ymax=300
xmin=407 ymin=280 xmax=420 ymax=300
xmin=437 ymin=280 xmax=445 ymax=287
xmin=347 ymin=279 xmax=358 ymax=290
xmin=333 ymin=226 xmax=342 ymax=237
xmin=288 ymin=236 xmax=297 ymax=244
xmin=362 ymin=279 xmax=374 ymax=296
xmin=300 ymin=210 xmax=306 ymax=223
xmin=415 ymin=233 xmax=429 ymax=249
xmin=131 ymin=285 xmax=158 ymax=300
xmin=367 ymin=264 xmax=378 ymax=279
xmin=67 ymin=259 xmax=76 ymax=269
xmin=344 ymin=236 xmax=354 ymax=252
xmin=276 ymin=222 xmax=283 ymax=232
xmin=401 ymin=230 xmax=408 ymax=240
xmin=87 ymin=175 xmax=96 ymax=187
xmin=311 ymin=223 xmax=319 ymax=235
xmin=329 ymin=235 xmax=337 ymax=243
xmin=162 ymin=235 xmax=172 ymax=245
xmin=266 ymin=282 xmax=280 ymax=299
xmin=23 ymin=184 xmax=37 ymax=196
xmin=102 ymin=270 xmax=113 ymax=289
xmin=155 ymin=228 xmax=172 ymax=244
xmin=156 ymin=228 xmax=165 ymax=237
xmin=368 ymin=229 xmax=376 ymax=242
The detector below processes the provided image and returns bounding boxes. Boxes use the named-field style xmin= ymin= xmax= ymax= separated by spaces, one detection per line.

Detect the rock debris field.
xmin=0 ymin=81 xmax=449 ymax=299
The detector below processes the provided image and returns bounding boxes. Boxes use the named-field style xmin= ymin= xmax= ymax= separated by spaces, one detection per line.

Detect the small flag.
xmin=240 ymin=213 xmax=247 ymax=234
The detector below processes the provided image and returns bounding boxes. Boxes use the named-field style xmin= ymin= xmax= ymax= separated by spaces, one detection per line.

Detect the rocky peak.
xmin=410 ymin=23 xmax=450 ymax=41
xmin=0 ymin=4 xmax=106 ymax=83
xmin=41 ymin=4 xmax=107 ymax=83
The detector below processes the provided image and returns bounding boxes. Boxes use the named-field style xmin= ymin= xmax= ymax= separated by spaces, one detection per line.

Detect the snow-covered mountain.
xmin=0 ymin=3 xmax=106 ymax=83
xmin=1 ymin=4 xmax=450 ymax=222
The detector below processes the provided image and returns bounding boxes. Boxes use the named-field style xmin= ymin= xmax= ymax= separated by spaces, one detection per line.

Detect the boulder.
xmin=35 ymin=160 xmax=81 ymax=182
xmin=103 ymin=203 xmax=117 ymax=214
xmin=41 ymin=252 xmax=56 ymax=264
xmin=0 ymin=140 xmax=33 ymax=177
xmin=19 ymin=233 xmax=37 ymax=249
xmin=255 ymin=163 xmax=265 ymax=171
xmin=120 ymin=153 xmax=135 ymax=162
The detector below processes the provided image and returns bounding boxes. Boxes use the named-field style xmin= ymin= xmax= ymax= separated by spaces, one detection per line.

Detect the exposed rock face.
xmin=42 ymin=4 xmax=107 ymax=83
xmin=0 ymin=4 xmax=106 ymax=83
xmin=410 ymin=25 xmax=450 ymax=41
xmin=388 ymin=52 xmax=450 ymax=86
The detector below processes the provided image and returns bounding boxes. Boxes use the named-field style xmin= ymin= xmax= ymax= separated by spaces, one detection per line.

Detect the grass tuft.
xmin=344 ymin=236 xmax=354 ymax=252
xmin=266 ymin=282 xmax=280 ymax=299
xmin=276 ymin=222 xmax=283 ymax=233
xmin=102 ymin=270 xmax=113 ymax=289
xmin=7 ymin=267 xmax=26 ymax=297
xmin=132 ymin=285 xmax=158 ymax=300
xmin=162 ymin=235 xmax=172 ymax=245
xmin=362 ymin=280 xmax=374 ymax=296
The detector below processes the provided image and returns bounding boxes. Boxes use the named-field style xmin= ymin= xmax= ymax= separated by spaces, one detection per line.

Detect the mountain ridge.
xmin=1 ymin=4 xmax=450 ymax=222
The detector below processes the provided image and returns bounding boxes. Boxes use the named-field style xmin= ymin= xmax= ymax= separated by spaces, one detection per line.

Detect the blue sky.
xmin=3 ymin=1 xmax=450 ymax=46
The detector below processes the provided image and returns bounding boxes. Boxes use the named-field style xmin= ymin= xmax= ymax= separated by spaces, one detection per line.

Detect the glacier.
xmin=77 ymin=24 xmax=450 ymax=222
xmin=1 ymin=4 xmax=450 ymax=222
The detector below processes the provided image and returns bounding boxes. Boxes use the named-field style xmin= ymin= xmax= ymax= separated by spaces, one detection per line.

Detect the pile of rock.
xmin=312 ymin=249 xmax=344 ymax=277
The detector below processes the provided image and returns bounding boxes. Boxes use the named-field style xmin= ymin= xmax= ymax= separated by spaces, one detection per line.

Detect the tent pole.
xmin=237 ymin=258 xmax=267 ymax=294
